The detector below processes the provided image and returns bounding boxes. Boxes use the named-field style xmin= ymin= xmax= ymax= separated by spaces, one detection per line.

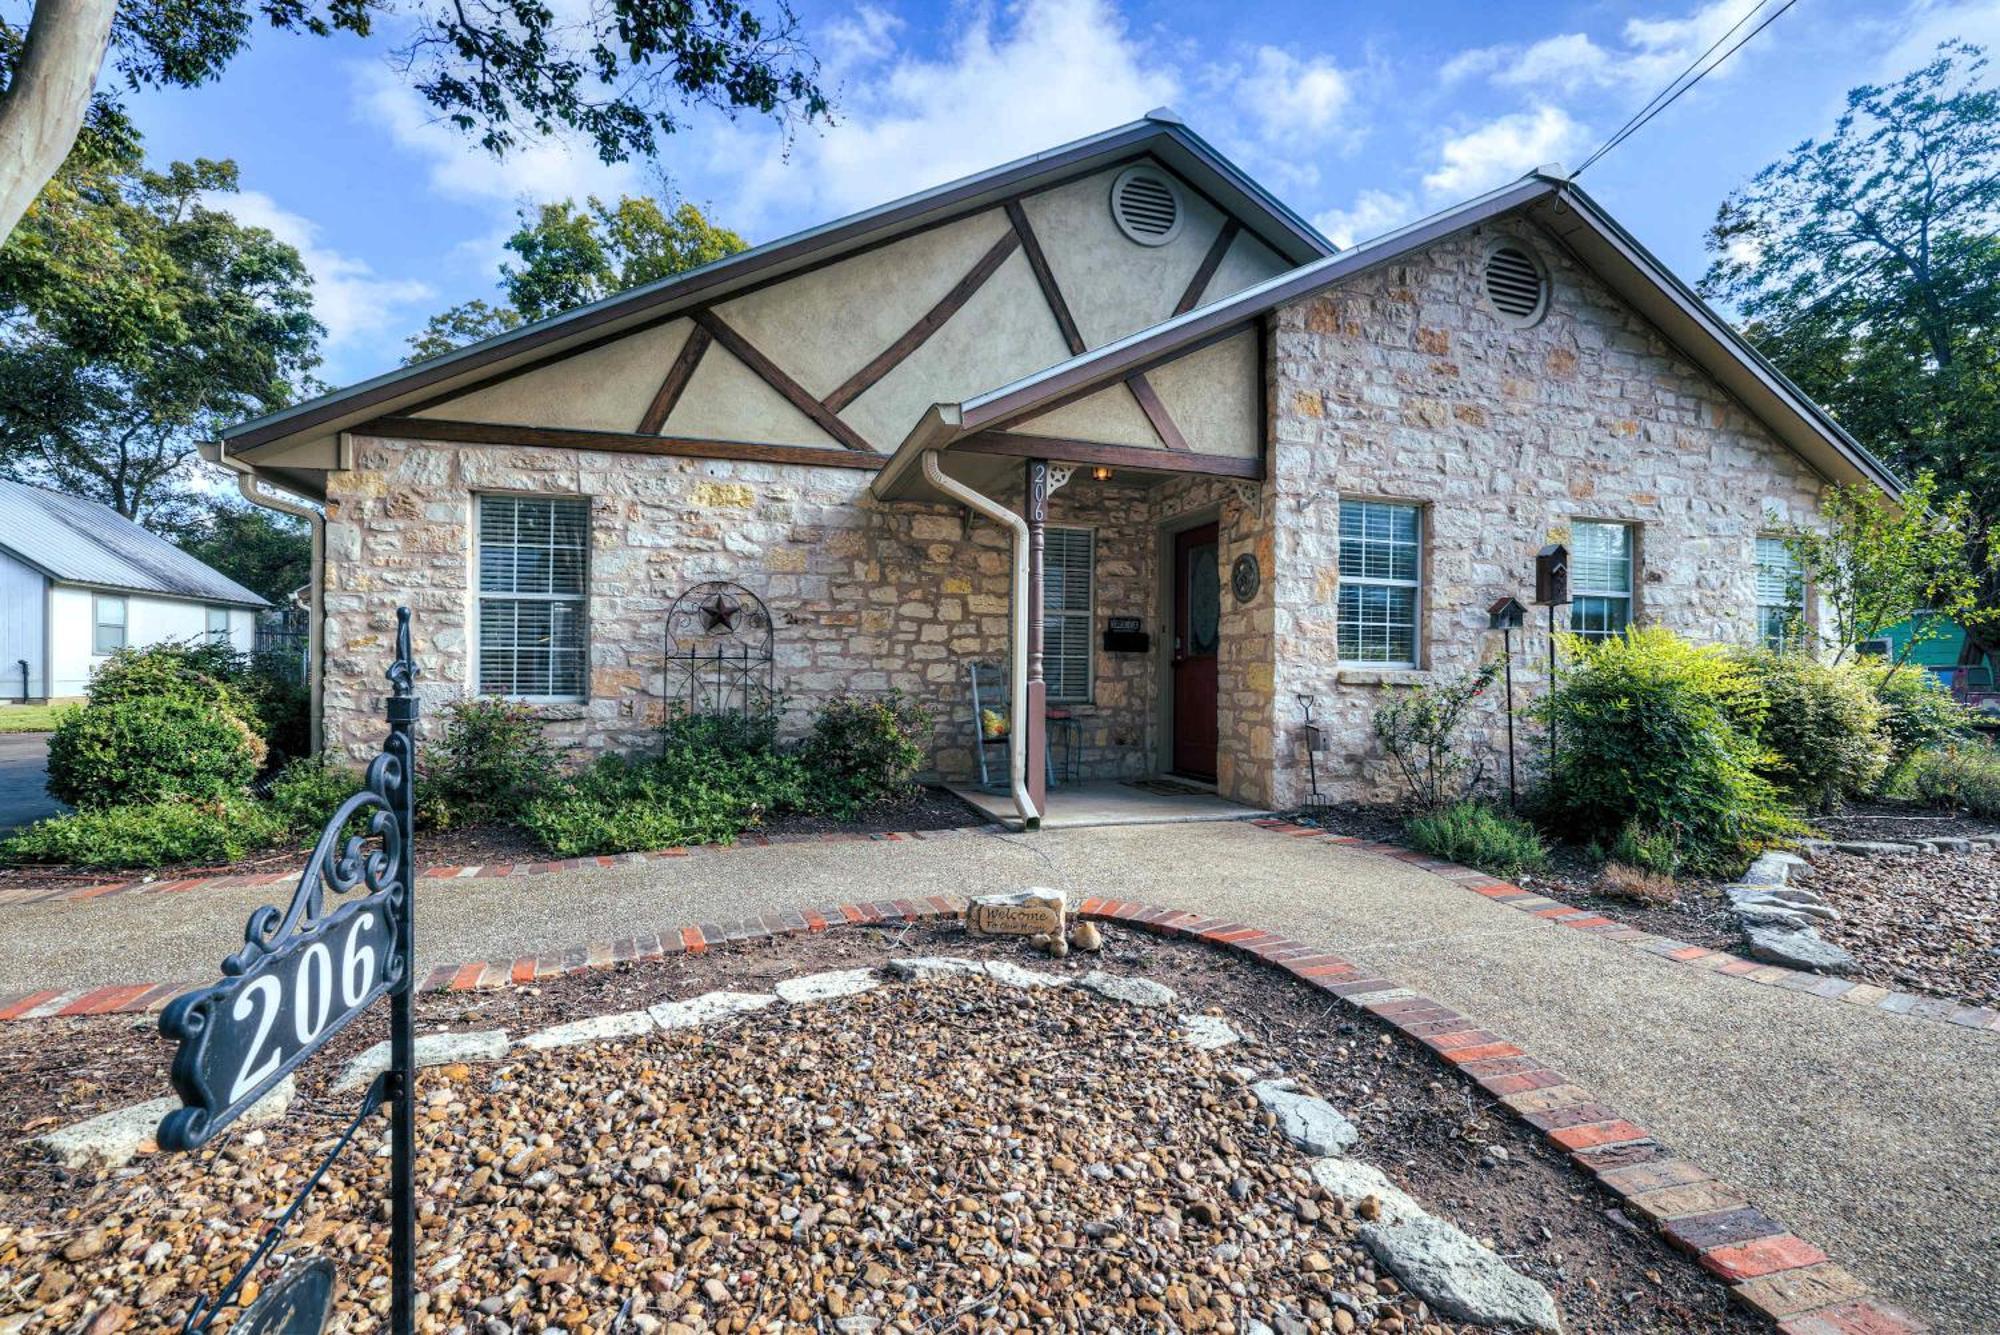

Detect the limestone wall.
xmin=1265 ymin=222 xmax=1827 ymax=807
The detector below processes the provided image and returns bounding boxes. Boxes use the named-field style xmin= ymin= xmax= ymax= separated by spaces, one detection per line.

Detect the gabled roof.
xmin=217 ymin=110 xmax=1334 ymax=471
xmin=0 ymin=480 xmax=269 ymax=607
xmin=875 ymin=172 xmax=1901 ymax=502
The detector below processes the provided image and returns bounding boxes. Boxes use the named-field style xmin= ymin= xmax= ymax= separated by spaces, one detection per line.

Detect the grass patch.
xmin=1405 ymin=801 xmax=1549 ymax=879
xmin=0 ymin=702 xmax=74 ymax=733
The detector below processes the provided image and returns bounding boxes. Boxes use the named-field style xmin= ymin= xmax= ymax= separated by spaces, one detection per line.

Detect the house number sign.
xmin=156 ymin=610 xmax=423 ymax=1335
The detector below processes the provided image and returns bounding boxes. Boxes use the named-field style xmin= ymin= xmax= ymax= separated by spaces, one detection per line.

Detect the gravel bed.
xmin=1 ymin=924 xmax=1756 ymax=1334
xmin=1804 ymin=848 xmax=2000 ymax=1008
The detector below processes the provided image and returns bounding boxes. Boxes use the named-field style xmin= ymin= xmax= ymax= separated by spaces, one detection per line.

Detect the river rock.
xmin=1251 ymin=1081 xmax=1360 ymax=1156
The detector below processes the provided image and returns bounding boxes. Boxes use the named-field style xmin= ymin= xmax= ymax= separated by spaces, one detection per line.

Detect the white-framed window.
xmin=1756 ymin=537 xmax=1804 ymax=650
xmin=92 ymin=594 xmax=127 ymax=655
xmin=1337 ymin=499 xmax=1421 ymax=666
xmin=1042 ymin=526 xmax=1093 ymax=704
xmin=1570 ymin=521 xmax=1634 ymax=642
xmin=206 ymin=606 xmax=231 ymax=644
xmin=476 ymin=494 xmax=589 ymax=699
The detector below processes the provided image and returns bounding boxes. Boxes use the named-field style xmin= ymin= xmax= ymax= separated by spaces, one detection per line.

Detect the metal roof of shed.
xmin=0 ymin=479 xmax=269 ymax=607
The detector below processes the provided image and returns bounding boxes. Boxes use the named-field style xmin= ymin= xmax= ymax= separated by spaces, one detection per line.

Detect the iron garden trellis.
xmin=156 ymin=609 xmax=423 ymax=1335
xmin=663 ymin=579 xmax=775 ymax=717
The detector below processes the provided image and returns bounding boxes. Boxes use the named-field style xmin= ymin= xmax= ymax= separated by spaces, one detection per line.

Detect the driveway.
xmin=2 ymin=820 xmax=1994 ymax=1328
xmin=0 ymin=733 xmax=60 ymax=836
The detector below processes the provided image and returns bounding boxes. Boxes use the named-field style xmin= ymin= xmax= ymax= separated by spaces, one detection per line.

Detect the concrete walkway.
xmin=3 ymin=820 xmax=1993 ymax=1328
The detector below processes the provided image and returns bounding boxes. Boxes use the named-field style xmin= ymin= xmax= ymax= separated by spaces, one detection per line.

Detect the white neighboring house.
xmin=0 ymin=479 xmax=269 ymax=701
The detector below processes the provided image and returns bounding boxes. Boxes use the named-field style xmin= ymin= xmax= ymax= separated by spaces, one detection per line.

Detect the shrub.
xmin=521 ymin=753 xmax=767 ymax=856
xmin=1536 ymin=628 xmax=1795 ymax=875
xmin=420 ymin=700 xmax=559 ymax=828
xmin=1371 ymin=662 xmax=1501 ymax=811
xmin=799 ymin=692 xmax=933 ymax=818
xmin=1858 ymin=662 xmax=1970 ymax=787
xmin=1734 ymin=651 xmax=1888 ymax=811
xmin=85 ymin=641 xmax=267 ymax=743
xmin=45 ymin=696 xmax=262 ymax=808
xmin=266 ymin=754 xmax=362 ymax=838
xmin=1608 ymin=821 xmax=1680 ymax=877
xmin=1909 ymin=741 xmax=2000 ymax=818
xmin=240 ymin=650 xmax=313 ymax=764
xmin=2 ymin=797 xmax=285 ymax=869
xmin=1404 ymin=801 xmax=1547 ymax=878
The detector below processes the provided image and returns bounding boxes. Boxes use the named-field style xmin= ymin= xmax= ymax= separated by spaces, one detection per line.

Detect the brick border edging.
xmin=5 ymin=890 xmax=1925 ymax=1332
xmin=0 ymin=826 xmax=986 ymax=908
xmin=1251 ymin=819 xmax=2000 ymax=1034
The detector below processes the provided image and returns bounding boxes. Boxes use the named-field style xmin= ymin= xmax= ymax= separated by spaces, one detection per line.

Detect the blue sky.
xmin=121 ymin=0 xmax=2000 ymax=388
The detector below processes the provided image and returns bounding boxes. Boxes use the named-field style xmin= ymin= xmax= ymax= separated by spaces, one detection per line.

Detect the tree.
xmin=1780 ymin=472 xmax=1985 ymax=674
xmin=1701 ymin=42 xmax=2000 ymax=622
xmin=177 ymin=498 xmax=312 ymax=604
xmin=407 ymin=193 xmax=747 ymax=361
xmin=0 ymin=119 xmax=322 ymax=523
xmin=0 ymin=0 xmax=829 ymax=245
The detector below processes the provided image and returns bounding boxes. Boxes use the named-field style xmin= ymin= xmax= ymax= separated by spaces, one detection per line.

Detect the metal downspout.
xmin=204 ymin=444 xmax=327 ymax=756
xmin=920 ymin=450 xmax=1040 ymax=829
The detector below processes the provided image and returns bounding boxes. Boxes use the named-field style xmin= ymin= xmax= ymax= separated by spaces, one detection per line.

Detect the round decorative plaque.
xmin=1231 ymin=553 xmax=1261 ymax=603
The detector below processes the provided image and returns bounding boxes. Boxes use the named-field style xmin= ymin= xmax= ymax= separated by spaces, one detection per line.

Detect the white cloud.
xmin=1490 ymin=33 xmax=1613 ymax=92
xmin=1238 ymin=46 xmax=1356 ymax=139
xmin=1423 ymin=105 xmax=1586 ymax=196
xmin=215 ymin=189 xmax=435 ymax=352
xmin=1313 ymin=188 xmax=1414 ymax=248
xmin=1446 ymin=0 xmax=1768 ymax=97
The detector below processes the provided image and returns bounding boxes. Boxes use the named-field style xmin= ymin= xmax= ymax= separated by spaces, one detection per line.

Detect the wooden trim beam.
xmin=1006 ymin=201 xmax=1087 ymax=357
xmin=1125 ymin=374 xmax=1190 ymax=451
xmin=362 ymin=416 xmax=886 ymax=470
xmin=824 ymin=229 xmax=1022 ymax=413
xmin=691 ymin=310 xmax=876 ymax=451
xmin=637 ymin=323 xmax=711 ymax=434
xmin=1176 ymin=219 xmax=1240 ymax=316
xmin=960 ymin=431 xmax=1261 ymax=479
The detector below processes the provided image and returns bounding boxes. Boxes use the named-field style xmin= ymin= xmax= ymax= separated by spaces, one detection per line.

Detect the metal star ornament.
xmin=698 ymin=591 xmax=742 ymax=634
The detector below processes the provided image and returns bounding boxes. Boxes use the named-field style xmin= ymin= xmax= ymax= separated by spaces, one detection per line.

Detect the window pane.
xmin=1041 ymin=528 xmax=1093 ymax=701
xmin=1337 ymin=582 xmax=1417 ymax=664
xmin=1339 ymin=501 xmax=1420 ymax=584
xmin=476 ymin=494 xmax=589 ymax=696
xmin=96 ymin=597 xmax=125 ymax=627
xmin=1572 ymin=595 xmax=1630 ymax=641
xmin=1571 ymin=522 xmax=1632 ymax=595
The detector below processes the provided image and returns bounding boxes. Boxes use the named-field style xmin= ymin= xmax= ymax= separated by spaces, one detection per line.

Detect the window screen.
xmin=1337 ymin=500 xmax=1421 ymax=665
xmin=1042 ymin=527 xmax=1093 ymax=703
xmin=1570 ymin=522 xmax=1633 ymax=642
xmin=1756 ymin=537 xmax=1803 ymax=650
xmin=93 ymin=595 xmax=127 ymax=655
xmin=477 ymin=495 xmax=589 ymax=698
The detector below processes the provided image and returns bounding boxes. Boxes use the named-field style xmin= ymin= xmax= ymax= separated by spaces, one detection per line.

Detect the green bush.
xmin=85 ymin=641 xmax=267 ymax=743
xmin=1859 ymin=662 xmax=1970 ymax=788
xmin=521 ymin=753 xmax=767 ymax=856
xmin=1909 ymin=741 xmax=2000 ymax=818
xmin=420 ymin=699 xmax=559 ymax=828
xmin=1536 ymin=628 xmax=1796 ymax=875
xmin=240 ymin=650 xmax=313 ymax=764
xmin=1371 ymin=663 xmax=1501 ymax=811
xmin=1735 ymin=651 xmax=1888 ymax=811
xmin=1608 ymin=821 xmax=1680 ymax=877
xmin=2 ymin=797 xmax=285 ymax=869
xmin=798 ymin=691 xmax=933 ymax=818
xmin=266 ymin=754 xmax=362 ymax=838
xmin=1405 ymin=801 xmax=1547 ymax=878
xmin=45 ymin=696 xmax=262 ymax=808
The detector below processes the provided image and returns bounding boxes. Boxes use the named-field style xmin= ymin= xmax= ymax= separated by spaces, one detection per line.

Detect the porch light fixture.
xmin=1091 ymin=466 xmax=1114 ymax=481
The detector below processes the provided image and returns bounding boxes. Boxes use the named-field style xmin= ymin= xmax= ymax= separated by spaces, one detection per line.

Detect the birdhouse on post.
xmin=1487 ymin=596 xmax=1527 ymax=630
xmin=1535 ymin=544 xmax=1570 ymax=607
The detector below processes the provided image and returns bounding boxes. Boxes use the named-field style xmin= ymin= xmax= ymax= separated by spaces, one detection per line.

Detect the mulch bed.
xmin=0 ymin=922 xmax=1756 ymax=1334
xmin=0 ymin=788 xmax=989 ymax=893
xmin=1804 ymin=848 xmax=2000 ymax=1009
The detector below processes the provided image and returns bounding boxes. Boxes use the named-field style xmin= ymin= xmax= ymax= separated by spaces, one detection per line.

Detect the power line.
xmin=1574 ymin=0 xmax=1807 ymax=178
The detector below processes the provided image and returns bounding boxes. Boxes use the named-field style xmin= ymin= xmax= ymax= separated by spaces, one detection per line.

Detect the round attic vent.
xmin=1110 ymin=166 xmax=1183 ymax=247
xmin=1482 ymin=241 xmax=1548 ymax=325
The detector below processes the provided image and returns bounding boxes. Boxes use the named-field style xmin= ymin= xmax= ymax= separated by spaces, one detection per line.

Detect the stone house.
xmin=208 ymin=111 xmax=1898 ymax=826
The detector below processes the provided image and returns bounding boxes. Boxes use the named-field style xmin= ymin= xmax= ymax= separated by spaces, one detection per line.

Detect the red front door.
xmin=1172 ymin=523 xmax=1220 ymax=780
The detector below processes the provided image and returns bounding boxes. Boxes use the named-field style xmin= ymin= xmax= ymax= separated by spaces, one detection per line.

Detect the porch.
xmin=948 ymin=776 xmax=1267 ymax=831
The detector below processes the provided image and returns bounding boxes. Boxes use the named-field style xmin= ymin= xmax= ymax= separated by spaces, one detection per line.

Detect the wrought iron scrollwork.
xmin=663 ymin=580 xmax=775 ymax=716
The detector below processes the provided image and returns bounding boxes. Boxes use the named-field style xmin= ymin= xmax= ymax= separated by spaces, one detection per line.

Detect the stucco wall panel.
xmin=1142 ymin=329 xmax=1262 ymax=457
xmin=663 ymin=343 xmax=842 ymax=449
xmin=1014 ymin=382 xmax=1160 ymax=447
xmin=418 ymin=320 xmax=692 ymax=433
xmin=714 ymin=210 xmax=1015 ymax=401
xmin=1194 ymin=231 xmax=1290 ymax=309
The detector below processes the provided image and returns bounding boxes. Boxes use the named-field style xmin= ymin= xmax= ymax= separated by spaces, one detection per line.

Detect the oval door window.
xmin=1188 ymin=547 xmax=1220 ymax=655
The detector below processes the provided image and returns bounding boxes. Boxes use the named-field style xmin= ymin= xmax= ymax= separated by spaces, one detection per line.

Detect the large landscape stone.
xmin=1179 ymin=1014 xmax=1246 ymax=1051
xmin=1360 ymin=1213 xmax=1562 ymax=1332
xmin=774 ymin=969 xmax=879 ymax=1004
xmin=1308 ymin=1158 xmax=1425 ymax=1225
xmin=1251 ymin=1080 xmax=1360 ymax=1156
xmin=36 ymin=1077 xmax=296 ymax=1169
xmin=965 ymin=888 xmax=1065 ymax=937
xmin=515 ymin=1010 xmax=655 ymax=1051
xmin=984 ymin=960 xmax=1070 ymax=989
xmin=1745 ymin=925 xmax=1855 ymax=973
xmin=1078 ymin=970 xmax=1177 ymax=1009
xmin=885 ymin=956 xmax=985 ymax=981
xmin=647 ymin=991 xmax=778 ymax=1030
xmin=336 ymin=1030 xmax=510 ymax=1092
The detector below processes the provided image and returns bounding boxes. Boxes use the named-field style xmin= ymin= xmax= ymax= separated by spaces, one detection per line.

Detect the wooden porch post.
xmin=1024 ymin=458 xmax=1049 ymax=815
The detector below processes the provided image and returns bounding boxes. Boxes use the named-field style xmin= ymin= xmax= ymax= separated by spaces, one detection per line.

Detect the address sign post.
xmin=156 ymin=608 xmax=421 ymax=1335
